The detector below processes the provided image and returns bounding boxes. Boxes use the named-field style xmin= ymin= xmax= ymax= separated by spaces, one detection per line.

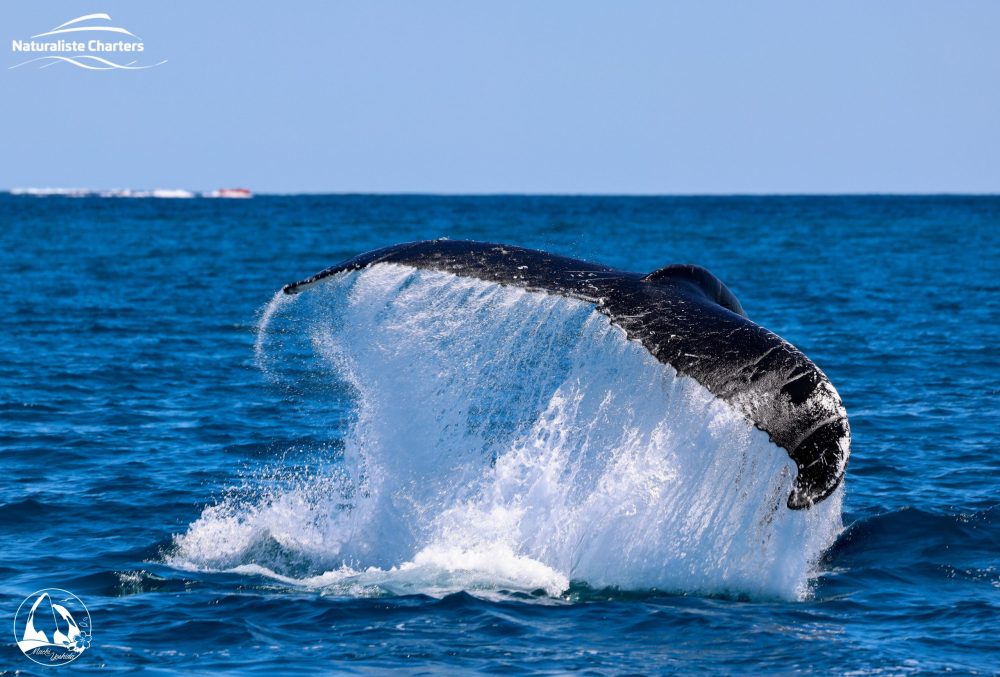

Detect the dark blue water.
xmin=2 ymin=195 xmax=997 ymax=674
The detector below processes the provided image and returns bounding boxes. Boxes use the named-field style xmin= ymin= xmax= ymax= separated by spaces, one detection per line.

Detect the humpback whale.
xmin=283 ymin=239 xmax=850 ymax=510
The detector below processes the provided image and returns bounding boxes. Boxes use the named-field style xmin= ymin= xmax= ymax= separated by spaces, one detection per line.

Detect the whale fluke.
xmin=283 ymin=239 xmax=850 ymax=509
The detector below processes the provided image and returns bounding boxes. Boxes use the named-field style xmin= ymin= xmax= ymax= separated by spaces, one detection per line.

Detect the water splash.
xmin=171 ymin=264 xmax=843 ymax=600
xmin=253 ymin=288 xmax=296 ymax=371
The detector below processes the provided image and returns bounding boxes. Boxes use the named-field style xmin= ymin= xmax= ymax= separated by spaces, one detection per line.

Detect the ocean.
xmin=1 ymin=194 xmax=997 ymax=674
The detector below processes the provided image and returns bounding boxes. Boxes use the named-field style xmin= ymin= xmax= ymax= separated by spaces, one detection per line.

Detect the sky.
xmin=2 ymin=1 xmax=998 ymax=194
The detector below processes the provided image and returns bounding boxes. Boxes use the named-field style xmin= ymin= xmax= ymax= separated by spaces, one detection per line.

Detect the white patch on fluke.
xmin=171 ymin=265 xmax=843 ymax=600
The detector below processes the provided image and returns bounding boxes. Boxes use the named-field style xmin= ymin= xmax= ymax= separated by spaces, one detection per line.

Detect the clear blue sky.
xmin=3 ymin=1 xmax=998 ymax=193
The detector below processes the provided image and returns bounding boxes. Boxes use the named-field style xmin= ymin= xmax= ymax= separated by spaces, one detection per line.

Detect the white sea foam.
xmin=170 ymin=265 xmax=843 ymax=600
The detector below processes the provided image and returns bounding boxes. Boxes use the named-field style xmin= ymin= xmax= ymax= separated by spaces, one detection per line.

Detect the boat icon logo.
xmin=14 ymin=589 xmax=92 ymax=666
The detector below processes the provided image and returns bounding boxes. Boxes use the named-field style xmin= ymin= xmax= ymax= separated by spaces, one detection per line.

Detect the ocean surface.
xmin=1 ymin=194 xmax=997 ymax=675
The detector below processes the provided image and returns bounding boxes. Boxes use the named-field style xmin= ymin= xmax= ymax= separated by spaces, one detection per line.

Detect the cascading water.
xmin=170 ymin=264 xmax=843 ymax=600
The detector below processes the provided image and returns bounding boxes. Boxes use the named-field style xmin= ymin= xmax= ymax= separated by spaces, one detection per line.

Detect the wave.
xmin=826 ymin=505 xmax=999 ymax=569
xmin=169 ymin=264 xmax=844 ymax=600
xmin=9 ymin=55 xmax=167 ymax=71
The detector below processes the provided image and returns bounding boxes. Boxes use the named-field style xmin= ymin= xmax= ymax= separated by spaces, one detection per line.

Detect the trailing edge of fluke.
xmin=282 ymin=239 xmax=850 ymax=510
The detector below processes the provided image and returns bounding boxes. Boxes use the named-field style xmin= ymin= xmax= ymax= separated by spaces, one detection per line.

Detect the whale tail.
xmin=281 ymin=240 xmax=849 ymax=510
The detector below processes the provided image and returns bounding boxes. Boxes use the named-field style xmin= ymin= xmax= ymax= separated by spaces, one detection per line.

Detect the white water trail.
xmin=171 ymin=265 xmax=843 ymax=600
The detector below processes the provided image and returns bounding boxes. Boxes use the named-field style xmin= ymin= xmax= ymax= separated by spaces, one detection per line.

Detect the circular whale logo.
xmin=14 ymin=589 xmax=92 ymax=666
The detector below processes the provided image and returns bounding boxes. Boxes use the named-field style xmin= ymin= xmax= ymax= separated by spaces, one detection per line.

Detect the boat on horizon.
xmin=203 ymin=188 xmax=252 ymax=199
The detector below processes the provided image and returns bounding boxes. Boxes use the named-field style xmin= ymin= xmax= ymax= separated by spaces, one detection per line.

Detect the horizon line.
xmin=256 ymin=190 xmax=1000 ymax=197
xmin=4 ymin=188 xmax=999 ymax=198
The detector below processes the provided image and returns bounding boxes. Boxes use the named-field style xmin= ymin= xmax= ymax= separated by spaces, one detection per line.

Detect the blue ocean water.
xmin=1 ymin=194 xmax=997 ymax=674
